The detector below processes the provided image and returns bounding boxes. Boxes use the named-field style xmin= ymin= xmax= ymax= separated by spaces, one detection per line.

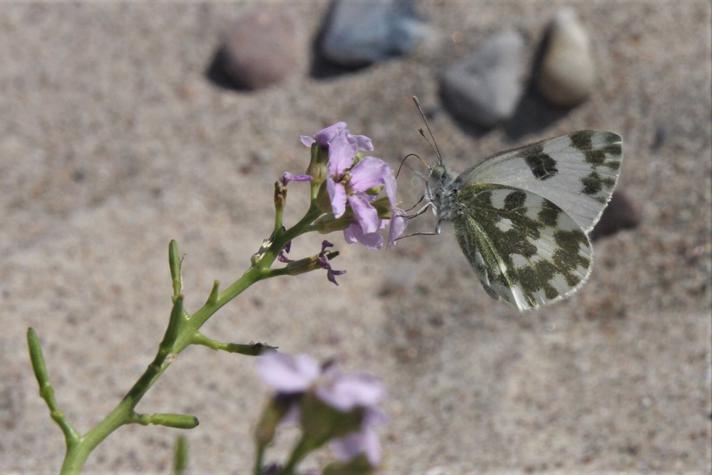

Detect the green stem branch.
xmin=280 ymin=435 xmax=313 ymax=475
xmin=33 ymin=199 xmax=325 ymax=474
xmin=192 ymin=332 xmax=275 ymax=356
xmin=27 ymin=328 xmax=80 ymax=448
xmin=129 ymin=412 xmax=199 ymax=429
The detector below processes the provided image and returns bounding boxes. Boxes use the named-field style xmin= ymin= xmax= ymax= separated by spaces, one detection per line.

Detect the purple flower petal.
xmin=281 ymin=172 xmax=312 ymax=186
xmin=330 ymin=427 xmax=381 ymax=466
xmin=320 ymin=240 xmax=335 ymax=253
xmin=300 ymin=135 xmax=316 ymax=148
xmin=382 ymin=164 xmax=397 ymax=207
xmin=349 ymin=156 xmax=387 ymax=192
xmin=327 ymin=133 xmax=357 ymax=177
xmin=316 ymin=373 xmax=384 ymax=412
xmin=256 ymin=352 xmax=320 ymax=393
xmin=363 ymin=407 xmax=389 ymax=427
xmin=277 ymin=251 xmax=292 ymax=263
xmin=387 ymin=212 xmax=408 ymax=248
xmin=343 ymin=223 xmax=384 ymax=250
xmin=277 ymin=240 xmax=293 ymax=263
xmin=348 ymin=193 xmax=379 ymax=234
xmin=325 ymin=265 xmax=346 ymax=286
xmin=314 ymin=122 xmax=347 ymax=146
xmin=317 ymin=252 xmax=346 ymax=286
xmin=328 ymin=270 xmax=346 ymax=285
xmin=348 ymin=134 xmax=374 ymax=152
xmin=327 ymin=179 xmax=348 ymax=218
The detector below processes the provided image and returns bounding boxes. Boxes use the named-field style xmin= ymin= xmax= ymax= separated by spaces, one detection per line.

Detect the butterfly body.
xmin=420 ymin=130 xmax=623 ymax=311
xmin=425 ymin=165 xmax=459 ymax=221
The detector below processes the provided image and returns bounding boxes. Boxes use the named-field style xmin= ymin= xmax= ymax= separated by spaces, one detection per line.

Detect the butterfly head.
xmin=426 ymin=164 xmax=457 ymax=212
xmin=429 ymin=164 xmax=447 ymax=181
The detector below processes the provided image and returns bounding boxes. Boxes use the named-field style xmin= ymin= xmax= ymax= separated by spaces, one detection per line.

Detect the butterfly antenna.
xmin=396 ymin=153 xmax=430 ymax=179
xmin=412 ymin=96 xmax=444 ymax=166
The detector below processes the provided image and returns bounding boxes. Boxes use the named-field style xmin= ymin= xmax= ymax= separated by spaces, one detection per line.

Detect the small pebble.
xmin=220 ymin=8 xmax=300 ymax=90
xmin=591 ymin=191 xmax=640 ymax=240
xmin=537 ymin=8 xmax=595 ymax=107
xmin=440 ymin=30 xmax=527 ymax=128
xmin=320 ymin=0 xmax=427 ymax=66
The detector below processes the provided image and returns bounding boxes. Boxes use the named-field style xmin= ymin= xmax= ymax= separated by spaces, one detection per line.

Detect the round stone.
xmin=220 ymin=8 xmax=300 ymax=90
xmin=537 ymin=8 xmax=596 ymax=107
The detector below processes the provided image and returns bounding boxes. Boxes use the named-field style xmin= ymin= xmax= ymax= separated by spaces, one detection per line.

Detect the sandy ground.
xmin=1 ymin=1 xmax=710 ymax=473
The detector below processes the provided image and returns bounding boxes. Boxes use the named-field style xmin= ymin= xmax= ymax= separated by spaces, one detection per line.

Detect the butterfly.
xmin=404 ymin=98 xmax=623 ymax=311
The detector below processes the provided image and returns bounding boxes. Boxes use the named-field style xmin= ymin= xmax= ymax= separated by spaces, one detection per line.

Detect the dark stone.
xmin=590 ymin=191 xmax=640 ymax=240
xmin=319 ymin=0 xmax=427 ymax=67
xmin=440 ymin=30 xmax=527 ymax=128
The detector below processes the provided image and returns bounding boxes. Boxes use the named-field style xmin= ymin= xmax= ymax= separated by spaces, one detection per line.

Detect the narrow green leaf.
xmin=27 ymin=327 xmax=50 ymax=391
xmin=169 ymin=239 xmax=182 ymax=301
xmin=173 ymin=435 xmax=189 ymax=475
xmin=206 ymin=280 xmax=220 ymax=306
xmin=134 ymin=412 xmax=199 ymax=429
xmin=26 ymin=327 xmax=79 ymax=445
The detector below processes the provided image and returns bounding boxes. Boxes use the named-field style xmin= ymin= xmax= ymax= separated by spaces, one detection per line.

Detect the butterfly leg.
xmin=402 ymin=194 xmax=427 ymax=213
xmin=394 ymin=219 xmax=442 ymax=241
xmin=402 ymin=201 xmax=435 ymax=220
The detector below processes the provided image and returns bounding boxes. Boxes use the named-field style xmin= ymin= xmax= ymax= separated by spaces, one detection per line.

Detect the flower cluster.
xmin=256 ymin=351 xmax=386 ymax=470
xmin=301 ymin=122 xmax=407 ymax=249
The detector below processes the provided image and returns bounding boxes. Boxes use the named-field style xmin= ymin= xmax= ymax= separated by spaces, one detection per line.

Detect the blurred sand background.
xmin=1 ymin=1 xmax=710 ymax=473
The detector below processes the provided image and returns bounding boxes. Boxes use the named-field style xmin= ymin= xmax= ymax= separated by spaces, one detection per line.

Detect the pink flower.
xmin=256 ymin=352 xmax=387 ymax=467
xmin=301 ymin=122 xmax=406 ymax=248
xmin=300 ymin=122 xmax=373 ymax=153
xmin=256 ymin=352 xmax=320 ymax=393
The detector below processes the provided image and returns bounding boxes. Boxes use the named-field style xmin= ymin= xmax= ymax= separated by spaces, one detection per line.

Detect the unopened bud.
xmin=306 ymin=143 xmax=329 ymax=187
xmin=313 ymin=213 xmax=352 ymax=234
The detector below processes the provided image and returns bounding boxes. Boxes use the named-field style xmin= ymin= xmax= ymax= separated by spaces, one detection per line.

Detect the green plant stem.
xmin=192 ymin=332 xmax=275 ymax=356
xmin=51 ymin=202 xmax=323 ymax=474
xmin=172 ymin=435 xmax=189 ymax=475
xmin=280 ymin=435 xmax=313 ymax=475
xmin=254 ymin=444 xmax=266 ymax=475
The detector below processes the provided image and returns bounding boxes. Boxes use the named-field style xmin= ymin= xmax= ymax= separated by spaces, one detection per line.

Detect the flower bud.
xmin=306 ymin=143 xmax=329 ymax=187
xmin=255 ymin=395 xmax=293 ymax=447
xmin=370 ymin=197 xmax=392 ymax=219
xmin=315 ymin=180 xmax=333 ymax=214
xmin=299 ymin=392 xmax=364 ymax=447
xmin=145 ymin=413 xmax=199 ymax=429
xmin=313 ymin=213 xmax=352 ymax=234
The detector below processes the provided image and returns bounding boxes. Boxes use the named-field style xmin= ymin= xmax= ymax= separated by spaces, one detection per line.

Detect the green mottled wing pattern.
xmin=453 ymin=184 xmax=592 ymax=310
xmin=458 ymin=131 xmax=622 ymax=232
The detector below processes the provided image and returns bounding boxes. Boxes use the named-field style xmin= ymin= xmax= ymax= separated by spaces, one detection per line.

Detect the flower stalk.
xmin=37 ymin=199 xmax=326 ymax=474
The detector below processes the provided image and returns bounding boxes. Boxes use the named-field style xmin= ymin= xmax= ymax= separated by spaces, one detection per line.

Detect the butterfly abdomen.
xmin=428 ymin=166 xmax=461 ymax=222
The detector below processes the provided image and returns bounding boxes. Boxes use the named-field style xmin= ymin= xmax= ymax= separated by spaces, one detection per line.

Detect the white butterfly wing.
xmin=453 ymin=184 xmax=592 ymax=311
xmin=457 ymin=131 xmax=623 ymax=233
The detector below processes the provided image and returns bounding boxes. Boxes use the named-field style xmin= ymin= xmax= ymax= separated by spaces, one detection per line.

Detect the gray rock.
xmin=221 ymin=8 xmax=300 ymax=90
xmin=537 ymin=8 xmax=595 ymax=107
xmin=440 ymin=30 xmax=527 ymax=128
xmin=320 ymin=0 xmax=427 ymax=66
